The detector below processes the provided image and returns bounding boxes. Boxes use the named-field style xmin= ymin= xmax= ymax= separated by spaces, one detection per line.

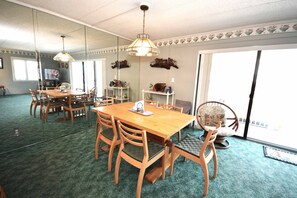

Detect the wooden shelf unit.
xmin=142 ymin=89 xmax=175 ymax=105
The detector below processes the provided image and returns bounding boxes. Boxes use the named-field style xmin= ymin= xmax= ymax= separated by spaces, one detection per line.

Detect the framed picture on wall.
xmin=0 ymin=58 xmax=3 ymax=69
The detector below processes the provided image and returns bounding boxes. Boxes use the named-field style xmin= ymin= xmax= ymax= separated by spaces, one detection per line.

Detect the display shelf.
xmin=142 ymin=89 xmax=175 ymax=105
xmin=105 ymin=86 xmax=129 ymax=103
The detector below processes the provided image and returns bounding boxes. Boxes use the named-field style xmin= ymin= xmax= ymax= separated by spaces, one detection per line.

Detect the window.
xmin=11 ymin=57 xmax=39 ymax=81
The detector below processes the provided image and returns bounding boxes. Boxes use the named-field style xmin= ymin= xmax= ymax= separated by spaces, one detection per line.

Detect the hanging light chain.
xmin=61 ymin=35 xmax=65 ymax=52
xmin=142 ymin=9 xmax=146 ymax=34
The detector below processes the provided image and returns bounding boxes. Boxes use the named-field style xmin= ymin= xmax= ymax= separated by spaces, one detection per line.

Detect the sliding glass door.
xmin=207 ymin=51 xmax=257 ymax=137
xmin=70 ymin=59 xmax=104 ymax=94
xmin=248 ymin=48 xmax=297 ymax=149
xmin=202 ymin=47 xmax=297 ymax=150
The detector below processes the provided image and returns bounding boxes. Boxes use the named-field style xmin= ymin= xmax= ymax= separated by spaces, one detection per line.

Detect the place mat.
xmin=263 ymin=146 xmax=297 ymax=166
xmin=129 ymin=108 xmax=153 ymax=116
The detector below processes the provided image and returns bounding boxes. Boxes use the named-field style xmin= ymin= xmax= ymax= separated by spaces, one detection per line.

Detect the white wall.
xmin=136 ymin=32 xmax=297 ymax=106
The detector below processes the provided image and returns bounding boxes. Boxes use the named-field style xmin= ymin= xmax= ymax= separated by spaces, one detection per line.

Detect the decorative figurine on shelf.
xmin=150 ymin=58 xmax=179 ymax=70
xmin=164 ymin=86 xmax=172 ymax=94
xmin=111 ymin=60 xmax=130 ymax=69
xmin=152 ymin=83 xmax=167 ymax=92
xmin=109 ymin=79 xmax=126 ymax=87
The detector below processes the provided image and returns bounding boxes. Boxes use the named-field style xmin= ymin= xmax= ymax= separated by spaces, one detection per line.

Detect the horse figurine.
xmin=150 ymin=58 xmax=179 ymax=70
xmin=111 ymin=60 xmax=130 ymax=69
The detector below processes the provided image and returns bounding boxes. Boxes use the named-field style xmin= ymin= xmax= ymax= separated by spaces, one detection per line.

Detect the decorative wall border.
xmin=0 ymin=49 xmax=54 ymax=58
xmin=88 ymin=20 xmax=297 ymax=54
xmin=2 ymin=20 xmax=297 ymax=57
xmin=153 ymin=20 xmax=297 ymax=47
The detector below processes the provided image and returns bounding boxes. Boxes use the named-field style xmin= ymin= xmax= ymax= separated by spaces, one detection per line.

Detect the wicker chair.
xmin=196 ymin=101 xmax=239 ymax=149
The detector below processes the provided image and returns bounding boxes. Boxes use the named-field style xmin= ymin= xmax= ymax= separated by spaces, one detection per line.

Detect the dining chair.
xmin=144 ymin=99 xmax=158 ymax=107
xmin=196 ymin=101 xmax=239 ymax=149
xmin=83 ymin=87 xmax=96 ymax=111
xmin=0 ymin=184 xmax=6 ymax=198
xmin=29 ymin=89 xmax=41 ymax=118
xmin=40 ymin=93 xmax=63 ymax=122
xmin=63 ymin=95 xmax=87 ymax=124
xmin=94 ymin=96 xmax=114 ymax=136
xmin=170 ymin=122 xmax=220 ymax=196
xmin=114 ymin=120 xmax=166 ymax=198
xmin=95 ymin=112 xmax=121 ymax=172
xmin=159 ymin=103 xmax=184 ymax=142
xmin=60 ymin=82 xmax=71 ymax=90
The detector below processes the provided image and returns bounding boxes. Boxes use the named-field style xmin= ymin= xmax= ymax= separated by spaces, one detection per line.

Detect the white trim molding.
xmin=153 ymin=20 xmax=297 ymax=47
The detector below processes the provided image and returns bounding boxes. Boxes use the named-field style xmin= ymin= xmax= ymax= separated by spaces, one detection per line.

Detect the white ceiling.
xmin=1 ymin=0 xmax=297 ymax=53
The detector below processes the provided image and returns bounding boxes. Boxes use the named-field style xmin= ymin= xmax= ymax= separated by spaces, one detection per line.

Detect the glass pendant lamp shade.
xmin=53 ymin=35 xmax=75 ymax=62
xmin=53 ymin=51 xmax=75 ymax=62
xmin=126 ymin=33 xmax=159 ymax=56
xmin=126 ymin=4 xmax=159 ymax=57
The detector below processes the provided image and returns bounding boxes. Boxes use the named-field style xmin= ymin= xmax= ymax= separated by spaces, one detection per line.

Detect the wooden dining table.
xmin=39 ymin=89 xmax=86 ymax=98
xmin=92 ymin=101 xmax=195 ymax=184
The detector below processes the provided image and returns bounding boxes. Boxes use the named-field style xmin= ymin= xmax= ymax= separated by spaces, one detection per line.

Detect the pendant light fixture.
xmin=126 ymin=4 xmax=159 ymax=57
xmin=53 ymin=35 xmax=75 ymax=62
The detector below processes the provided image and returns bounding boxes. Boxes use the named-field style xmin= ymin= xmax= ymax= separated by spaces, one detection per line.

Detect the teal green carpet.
xmin=1 ymin=95 xmax=297 ymax=197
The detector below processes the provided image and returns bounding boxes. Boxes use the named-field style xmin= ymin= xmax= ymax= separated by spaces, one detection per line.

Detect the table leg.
xmin=145 ymin=141 xmax=177 ymax=184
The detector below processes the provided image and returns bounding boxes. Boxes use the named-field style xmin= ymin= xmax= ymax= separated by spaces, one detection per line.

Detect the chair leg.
xmin=45 ymin=106 xmax=49 ymax=122
xmin=40 ymin=106 xmax=43 ymax=119
xmin=95 ymin=134 xmax=101 ymax=160
xmin=108 ymin=141 xmax=117 ymax=172
xmin=85 ymin=108 xmax=88 ymax=121
xmin=161 ymin=149 xmax=166 ymax=180
xmin=213 ymin=151 xmax=218 ymax=178
xmin=96 ymin=119 xmax=99 ymax=137
xmin=34 ymin=105 xmax=38 ymax=118
xmin=136 ymin=166 xmax=146 ymax=198
xmin=170 ymin=147 xmax=176 ymax=176
xmin=201 ymin=161 xmax=209 ymax=196
xmin=178 ymin=130 xmax=181 ymax=142
xmin=114 ymin=151 xmax=122 ymax=185
xmin=30 ymin=102 xmax=33 ymax=116
xmin=63 ymin=109 xmax=66 ymax=121
xmin=70 ymin=111 xmax=74 ymax=124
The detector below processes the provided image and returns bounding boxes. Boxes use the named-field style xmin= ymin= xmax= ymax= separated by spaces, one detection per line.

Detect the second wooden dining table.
xmin=39 ymin=89 xmax=86 ymax=98
xmin=92 ymin=101 xmax=195 ymax=184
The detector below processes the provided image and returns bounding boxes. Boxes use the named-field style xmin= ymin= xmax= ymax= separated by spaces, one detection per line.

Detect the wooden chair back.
xmin=29 ymin=89 xmax=39 ymax=103
xmin=97 ymin=111 xmax=117 ymax=133
xmin=117 ymin=120 xmax=147 ymax=154
xmin=159 ymin=103 xmax=183 ymax=141
xmin=115 ymin=120 xmax=166 ymax=198
xmin=159 ymin=103 xmax=183 ymax=113
xmin=95 ymin=112 xmax=121 ymax=172
xmin=144 ymin=99 xmax=158 ymax=107
xmin=95 ymin=96 xmax=114 ymax=107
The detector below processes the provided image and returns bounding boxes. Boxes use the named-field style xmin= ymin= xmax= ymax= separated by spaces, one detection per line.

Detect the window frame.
xmin=11 ymin=57 xmax=39 ymax=82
